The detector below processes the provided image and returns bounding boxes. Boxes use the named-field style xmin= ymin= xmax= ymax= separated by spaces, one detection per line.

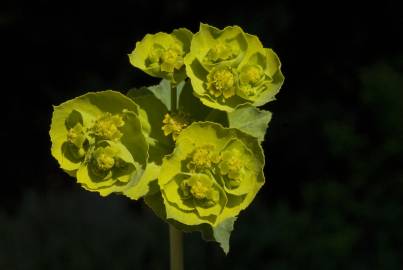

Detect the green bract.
xmin=158 ymin=122 xmax=265 ymax=227
xmin=50 ymin=91 xmax=150 ymax=197
xmin=129 ymin=28 xmax=193 ymax=84
xmin=185 ymin=23 xmax=284 ymax=111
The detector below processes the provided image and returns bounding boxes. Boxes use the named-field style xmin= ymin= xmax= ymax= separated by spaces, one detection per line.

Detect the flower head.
xmin=185 ymin=23 xmax=284 ymax=111
xmin=50 ymin=91 xmax=149 ymax=196
xmin=158 ymin=122 xmax=264 ymax=227
xmin=129 ymin=28 xmax=193 ymax=83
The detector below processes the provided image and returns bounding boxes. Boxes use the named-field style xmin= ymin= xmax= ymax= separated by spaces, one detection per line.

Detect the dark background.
xmin=1 ymin=0 xmax=402 ymax=269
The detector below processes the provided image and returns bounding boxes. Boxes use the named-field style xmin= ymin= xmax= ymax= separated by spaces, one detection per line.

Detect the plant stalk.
xmin=171 ymin=82 xmax=177 ymax=112
xmin=169 ymin=224 xmax=184 ymax=270
xmin=169 ymin=82 xmax=183 ymax=270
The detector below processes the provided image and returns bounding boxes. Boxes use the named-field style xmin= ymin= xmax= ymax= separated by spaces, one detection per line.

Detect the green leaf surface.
xmin=178 ymin=81 xmax=228 ymax=126
xmin=123 ymin=162 xmax=161 ymax=200
xmin=145 ymin=79 xmax=185 ymax=111
xmin=228 ymin=105 xmax=272 ymax=142
xmin=210 ymin=217 xmax=236 ymax=254
xmin=127 ymin=86 xmax=173 ymax=163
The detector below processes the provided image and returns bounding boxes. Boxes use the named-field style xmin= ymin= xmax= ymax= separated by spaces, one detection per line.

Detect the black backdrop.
xmin=1 ymin=1 xmax=402 ymax=269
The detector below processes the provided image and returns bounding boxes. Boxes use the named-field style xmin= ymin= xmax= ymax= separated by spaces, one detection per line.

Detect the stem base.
xmin=169 ymin=225 xmax=184 ymax=270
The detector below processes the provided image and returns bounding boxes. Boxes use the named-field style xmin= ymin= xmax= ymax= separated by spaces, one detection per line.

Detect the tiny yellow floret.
xmin=67 ymin=123 xmax=86 ymax=156
xmin=149 ymin=43 xmax=184 ymax=73
xmin=92 ymin=113 xmax=125 ymax=141
xmin=161 ymin=112 xmax=189 ymax=140
xmin=161 ymin=47 xmax=184 ymax=72
xmin=93 ymin=146 xmax=118 ymax=171
xmin=96 ymin=153 xmax=115 ymax=170
xmin=190 ymin=180 xmax=210 ymax=199
xmin=241 ymin=65 xmax=263 ymax=84
xmin=219 ymin=149 xmax=244 ymax=187
xmin=205 ymin=42 xmax=236 ymax=63
xmin=207 ymin=66 xmax=236 ymax=99
xmin=187 ymin=145 xmax=220 ymax=172
xmin=238 ymin=65 xmax=264 ymax=98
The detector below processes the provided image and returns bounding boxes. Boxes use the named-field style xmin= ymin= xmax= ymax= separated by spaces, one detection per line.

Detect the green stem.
xmin=171 ymin=82 xmax=177 ymax=112
xmin=169 ymin=81 xmax=183 ymax=270
xmin=169 ymin=224 xmax=184 ymax=270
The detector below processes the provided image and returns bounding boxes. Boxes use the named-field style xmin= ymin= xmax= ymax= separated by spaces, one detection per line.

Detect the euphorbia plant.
xmin=50 ymin=23 xmax=284 ymax=269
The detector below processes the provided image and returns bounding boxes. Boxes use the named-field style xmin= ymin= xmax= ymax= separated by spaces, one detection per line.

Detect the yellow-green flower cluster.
xmin=129 ymin=28 xmax=193 ymax=84
xmin=184 ymin=24 xmax=284 ymax=111
xmin=158 ymin=122 xmax=264 ymax=227
xmin=50 ymin=91 xmax=148 ymax=196
xmin=161 ymin=111 xmax=190 ymax=140
xmin=50 ymin=23 xmax=283 ymax=253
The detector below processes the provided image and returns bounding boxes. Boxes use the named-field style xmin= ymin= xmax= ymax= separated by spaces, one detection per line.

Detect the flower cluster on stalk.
xmin=50 ymin=23 xmax=284 ymax=252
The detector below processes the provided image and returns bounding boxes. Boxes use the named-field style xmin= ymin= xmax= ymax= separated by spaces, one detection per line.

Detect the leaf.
xmin=123 ymin=162 xmax=161 ymax=200
xmin=146 ymin=79 xmax=185 ymax=111
xmin=144 ymin=190 xmax=167 ymax=221
xmin=127 ymin=86 xmax=173 ymax=164
xmin=178 ymin=81 xmax=228 ymax=126
xmin=210 ymin=217 xmax=236 ymax=254
xmin=227 ymin=105 xmax=272 ymax=142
